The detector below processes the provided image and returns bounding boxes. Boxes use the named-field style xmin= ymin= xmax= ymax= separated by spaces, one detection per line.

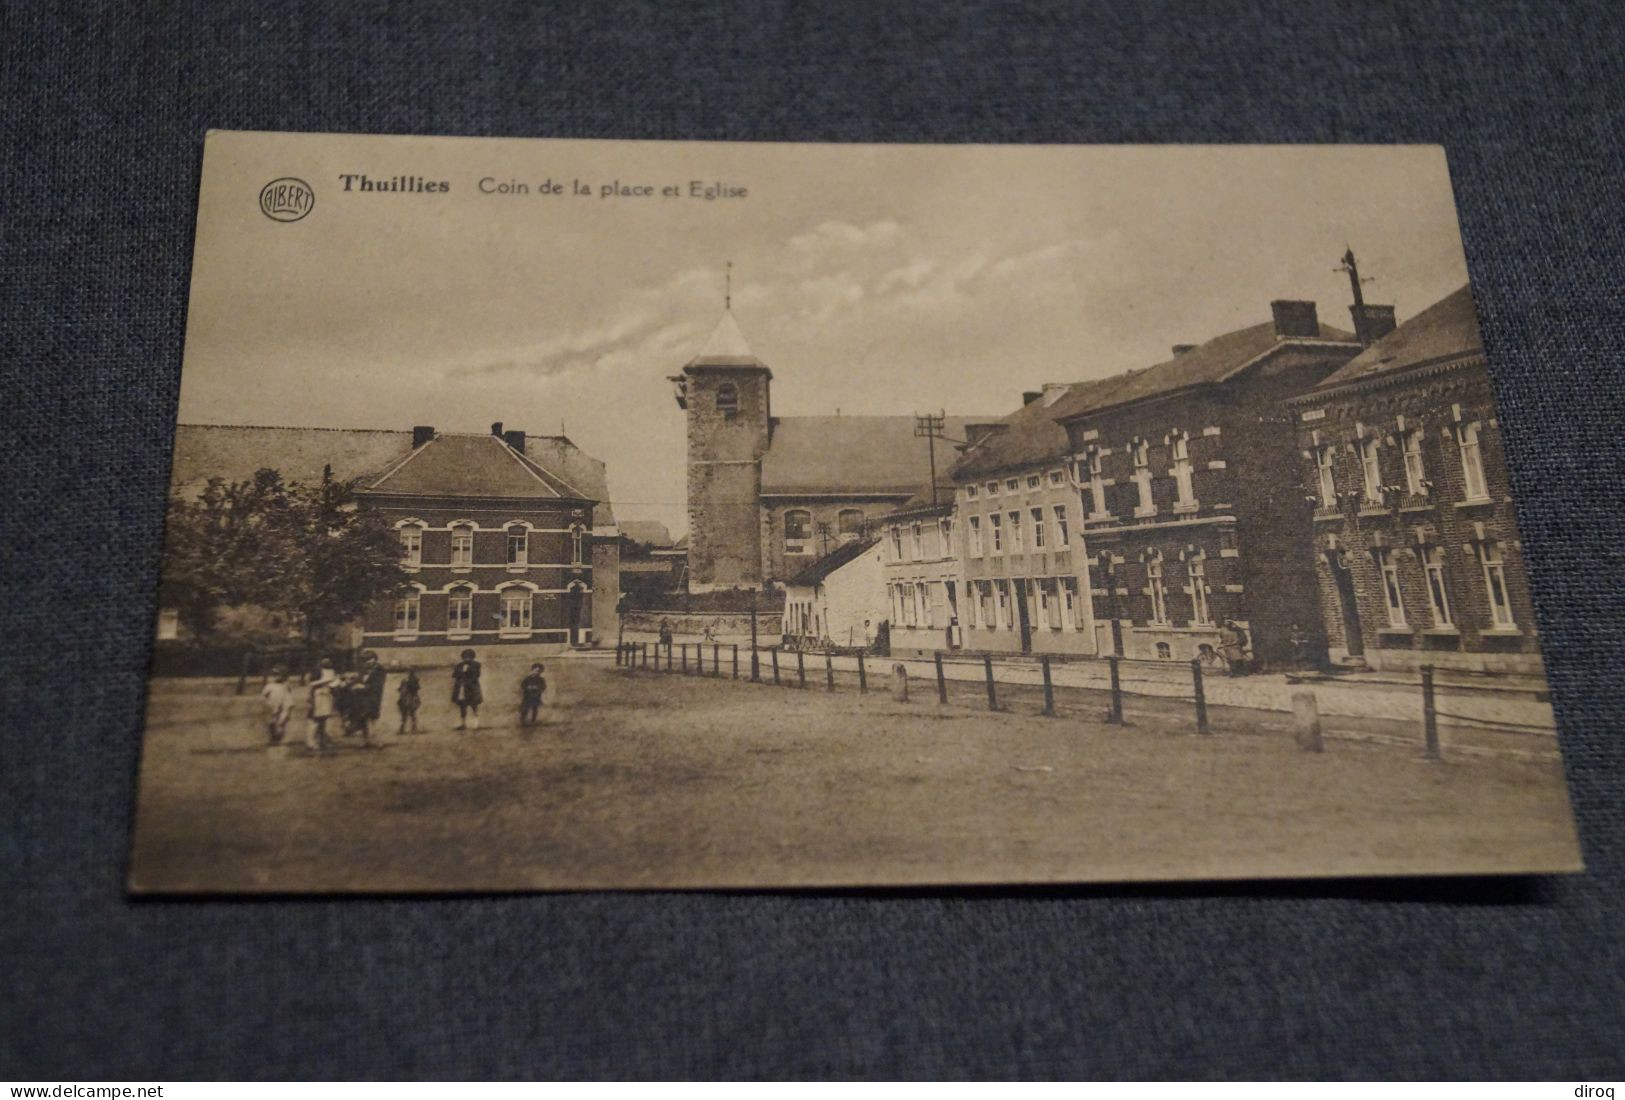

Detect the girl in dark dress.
xmin=451 ymin=648 xmax=483 ymax=730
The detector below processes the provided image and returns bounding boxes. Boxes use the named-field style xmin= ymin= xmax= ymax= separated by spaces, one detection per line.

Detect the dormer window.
xmin=716 ymin=383 xmax=739 ymax=419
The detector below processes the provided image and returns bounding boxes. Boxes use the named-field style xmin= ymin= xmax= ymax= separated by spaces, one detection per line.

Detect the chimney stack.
xmin=503 ymin=429 xmax=527 ymax=454
xmin=1022 ymin=390 xmax=1043 ymax=406
xmin=1270 ymin=300 xmax=1320 ymax=339
xmin=411 ymin=425 xmax=435 ymax=448
xmin=1350 ymin=303 xmax=1398 ymax=347
xmin=1172 ymin=344 xmax=1197 ymax=356
xmin=490 ymin=421 xmax=504 ymax=437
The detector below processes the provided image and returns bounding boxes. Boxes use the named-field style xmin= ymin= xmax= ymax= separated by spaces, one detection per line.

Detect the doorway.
xmin=1013 ymin=578 xmax=1033 ymax=654
xmin=1328 ymin=551 xmax=1365 ymax=660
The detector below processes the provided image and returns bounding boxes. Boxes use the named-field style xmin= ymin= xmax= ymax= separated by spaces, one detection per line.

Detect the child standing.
xmin=519 ymin=662 xmax=546 ymax=727
xmin=397 ymin=669 xmax=421 ymax=735
xmin=260 ymin=665 xmax=294 ymax=745
xmin=451 ymin=648 xmax=482 ymax=730
xmin=306 ymin=659 xmax=338 ymax=753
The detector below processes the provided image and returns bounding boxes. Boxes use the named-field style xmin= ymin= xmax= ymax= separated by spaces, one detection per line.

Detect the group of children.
xmin=258 ymin=647 xmax=549 ymax=753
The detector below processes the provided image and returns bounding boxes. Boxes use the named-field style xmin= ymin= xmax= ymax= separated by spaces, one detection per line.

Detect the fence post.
xmin=1421 ymin=665 xmax=1441 ymax=760
xmin=681 ymin=644 xmax=688 ymax=675
xmin=1292 ymin=689 xmax=1324 ymax=752
xmin=984 ymin=654 xmax=998 ymax=711
xmin=732 ymin=644 xmax=739 ymax=680
xmin=236 ymin=650 xmax=253 ymax=695
xmin=771 ymin=648 xmax=780 ymax=686
xmin=713 ymin=643 xmax=721 ymax=677
xmin=858 ymin=652 xmax=868 ymax=693
xmin=796 ymin=650 xmax=806 ymax=689
xmin=935 ymin=652 xmax=948 ymax=704
xmin=751 ymin=645 xmax=760 ymax=683
xmin=1191 ymin=658 xmax=1210 ymax=734
xmin=825 ymin=652 xmax=835 ymax=691
xmin=1107 ymin=655 xmax=1123 ymax=724
xmin=641 ymin=642 xmax=647 ymax=669
xmin=1041 ymin=655 xmax=1055 ymax=716
xmin=615 ymin=643 xmax=622 ymax=667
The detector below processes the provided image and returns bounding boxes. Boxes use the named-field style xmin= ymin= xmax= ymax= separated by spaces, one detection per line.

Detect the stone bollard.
xmin=890 ymin=662 xmax=910 ymax=702
xmin=1291 ymin=689 xmax=1324 ymax=753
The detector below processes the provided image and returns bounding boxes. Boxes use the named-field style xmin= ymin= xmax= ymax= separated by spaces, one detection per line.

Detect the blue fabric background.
xmin=2 ymin=0 xmax=1622 ymax=1079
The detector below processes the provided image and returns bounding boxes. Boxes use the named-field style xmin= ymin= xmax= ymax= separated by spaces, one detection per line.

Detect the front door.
xmin=566 ymin=588 xmax=586 ymax=647
xmin=1330 ymin=552 xmax=1365 ymax=659
xmin=1013 ymin=578 xmax=1033 ymax=654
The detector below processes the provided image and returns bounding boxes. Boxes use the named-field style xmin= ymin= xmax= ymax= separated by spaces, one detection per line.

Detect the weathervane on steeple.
xmin=725 ymin=261 xmax=733 ymax=311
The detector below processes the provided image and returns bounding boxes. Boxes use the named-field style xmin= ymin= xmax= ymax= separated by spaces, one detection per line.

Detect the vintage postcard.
xmin=129 ymin=131 xmax=1581 ymax=892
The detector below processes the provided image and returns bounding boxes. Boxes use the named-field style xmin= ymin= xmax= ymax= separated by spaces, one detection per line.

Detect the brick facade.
xmin=1060 ymin=341 xmax=1362 ymax=667
xmin=1289 ymin=355 xmax=1540 ymax=674
xmin=358 ymin=496 xmax=596 ymax=648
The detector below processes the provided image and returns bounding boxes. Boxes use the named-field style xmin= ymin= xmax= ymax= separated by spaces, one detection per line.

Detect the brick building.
xmin=877 ymin=483 xmax=964 ymax=658
xmin=1051 ymin=302 xmax=1364 ymax=665
xmin=164 ymin=422 xmax=620 ymax=650
xmin=1286 ymin=285 xmax=1541 ymax=674
xmin=948 ymin=383 xmax=1098 ymax=656
xmin=670 ymin=309 xmax=992 ymax=591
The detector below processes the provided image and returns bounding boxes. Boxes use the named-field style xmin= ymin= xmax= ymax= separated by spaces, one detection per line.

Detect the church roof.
xmin=760 ymin=415 xmax=993 ymax=497
xmin=686 ymin=310 xmax=768 ymax=370
xmin=364 ymin=433 xmax=586 ymax=500
xmin=168 ymin=424 xmax=615 ymax=524
xmin=1310 ymin=285 xmax=1481 ymax=393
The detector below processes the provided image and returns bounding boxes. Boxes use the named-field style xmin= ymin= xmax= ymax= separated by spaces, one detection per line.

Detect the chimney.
xmin=411 ymin=425 xmax=435 ymax=448
xmin=1041 ymin=382 xmax=1070 ymax=405
xmin=1022 ymin=390 xmax=1043 ymax=406
xmin=1172 ymin=344 xmax=1197 ymax=356
xmin=503 ymin=429 xmax=527 ymax=454
xmin=490 ymin=421 xmax=504 ymax=437
xmin=1270 ymin=300 xmax=1320 ymax=339
xmin=1350 ymin=303 xmax=1397 ymax=347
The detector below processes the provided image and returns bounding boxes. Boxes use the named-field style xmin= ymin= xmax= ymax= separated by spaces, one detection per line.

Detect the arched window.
xmin=499 ymin=586 xmax=533 ymax=634
xmin=506 ymin=523 xmax=528 ymax=567
xmin=716 ymin=383 xmax=739 ymax=419
xmin=447 ymin=585 xmax=474 ymax=637
xmin=784 ymin=510 xmax=812 ymax=554
xmin=394 ymin=590 xmax=421 ymax=636
xmin=398 ymin=522 xmax=424 ymax=568
xmin=837 ymin=508 xmax=864 ymax=541
xmin=450 ymin=523 xmax=474 ymax=568
xmin=1155 ymin=642 xmax=1172 ymax=659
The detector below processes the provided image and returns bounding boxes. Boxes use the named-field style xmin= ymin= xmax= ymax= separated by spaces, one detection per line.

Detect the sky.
xmin=179 ymin=134 xmax=1473 ymax=536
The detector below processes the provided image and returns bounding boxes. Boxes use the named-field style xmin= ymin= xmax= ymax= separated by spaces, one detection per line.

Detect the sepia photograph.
xmin=128 ymin=131 xmax=1582 ymax=892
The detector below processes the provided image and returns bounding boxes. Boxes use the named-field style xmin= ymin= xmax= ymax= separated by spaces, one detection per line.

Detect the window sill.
xmin=393 ymin=634 xmax=419 ymax=642
xmin=1399 ymin=502 xmax=1436 ymax=513
xmin=450 ymin=566 xmax=473 ymax=574
xmin=1172 ymin=502 xmax=1201 ymax=515
xmin=1086 ymin=513 xmax=1114 ymax=524
xmin=1479 ymin=626 xmax=1522 ymax=637
xmin=506 ymin=564 xmax=528 ymax=572
xmin=1357 ymin=506 xmax=1389 ymax=518
xmin=1132 ymin=509 xmax=1158 ymax=520
xmin=1377 ymin=626 xmax=1414 ymax=636
xmin=447 ymin=631 xmax=473 ymax=641
xmin=499 ymin=631 xmax=533 ymax=640
xmin=1454 ymin=497 xmax=1496 ymax=509
xmin=1423 ymin=626 xmax=1461 ymax=636
xmin=1312 ymin=509 xmax=1342 ymax=522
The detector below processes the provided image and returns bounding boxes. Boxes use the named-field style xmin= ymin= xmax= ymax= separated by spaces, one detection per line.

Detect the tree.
xmin=160 ymin=467 xmax=409 ymax=645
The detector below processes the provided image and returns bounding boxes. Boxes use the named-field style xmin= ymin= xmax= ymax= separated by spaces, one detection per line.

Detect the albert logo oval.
xmin=259 ymin=178 xmax=315 ymax=222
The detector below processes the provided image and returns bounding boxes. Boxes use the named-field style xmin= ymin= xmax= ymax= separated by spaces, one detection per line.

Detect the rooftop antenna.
xmin=1336 ymin=246 xmax=1375 ymax=308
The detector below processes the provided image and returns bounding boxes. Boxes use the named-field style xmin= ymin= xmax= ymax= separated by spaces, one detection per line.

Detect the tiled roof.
xmin=785 ymin=536 xmax=881 ymax=588
xmin=1046 ymin=318 xmax=1358 ymax=426
xmin=761 ymin=415 xmax=993 ymax=496
xmin=169 ymin=424 xmax=615 ymax=524
xmin=1311 ymin=285 xmax=1481 ymax=392
xmin=950 ymin=386 xmax=1084 ymax=480
xmin=366 ymin=433 xmax=582 ymax=499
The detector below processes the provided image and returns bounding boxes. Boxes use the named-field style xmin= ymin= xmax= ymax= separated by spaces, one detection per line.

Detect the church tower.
xmin=670 ymin=308 xmax=772 ymax=591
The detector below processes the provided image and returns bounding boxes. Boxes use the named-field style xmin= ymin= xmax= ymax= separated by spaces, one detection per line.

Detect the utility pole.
xmin=1336 ymin=247 xmax=1373 ymax=308
xmin=914 ymin=411 xmax=947 ymax=507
